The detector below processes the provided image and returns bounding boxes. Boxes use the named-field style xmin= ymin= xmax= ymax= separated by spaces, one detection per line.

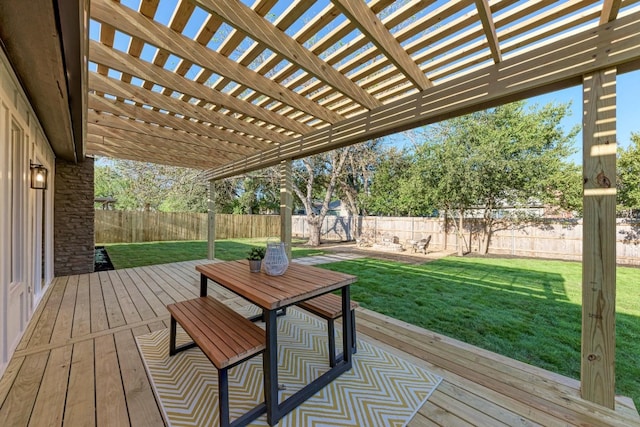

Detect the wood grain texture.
xmin=581 ymin=67 xmax=617 ymax=409
xmin=89 ymin=40 xmax=311 ymax=135
xmin=474 ymin=0 xmax=502 ymax=63
xmin=330 ymin=0 xmax=432 ymax=90
xmin=89 ymin=93 xmax=272 ymax=151
xmin=194 ymin=0 xmax=382 ymax=110
xmin=205 ymin=11 xmax=640 ymax=179
xmin=95 ymin=334 xmax=130 ymax=426
xmin=88 ymin=72 xmax=287 ymax=143
xmin=28 ymin=346 xmax=73 ymax=427
xmin=1 ymin=261 xmax=637 ymax=425
xmin=64 ymin=339 xmax=96 ymax=427
xmin=91 ymin=0 xmax=343 ymax=125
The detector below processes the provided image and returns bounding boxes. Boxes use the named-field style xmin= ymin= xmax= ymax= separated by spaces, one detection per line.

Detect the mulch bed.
xmin=95 ymin=246 xmax=115 ymax=271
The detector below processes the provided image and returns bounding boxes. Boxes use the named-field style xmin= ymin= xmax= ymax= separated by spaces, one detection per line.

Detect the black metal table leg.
xmin=264 ymin=309 xmax=279 ymax=426
xmin=200 ymin=273 xmax=208 ymax=297
xmin=341 ymin=285 xmax=353 ymax=365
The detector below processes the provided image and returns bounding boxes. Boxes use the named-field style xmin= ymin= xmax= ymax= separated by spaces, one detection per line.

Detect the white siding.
xmin=0 ymin=50 xmax=55 ymax=376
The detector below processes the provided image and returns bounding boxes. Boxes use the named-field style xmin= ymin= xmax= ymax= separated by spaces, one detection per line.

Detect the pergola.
xmin=4 ymin=0 xmax=639 ymax=410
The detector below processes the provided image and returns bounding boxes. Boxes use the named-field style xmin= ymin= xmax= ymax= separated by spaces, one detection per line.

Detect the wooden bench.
xmin=167 ymin=297 xmax=266 ymax=427
xmin=297 ymin=293 xmax=359 ymax=367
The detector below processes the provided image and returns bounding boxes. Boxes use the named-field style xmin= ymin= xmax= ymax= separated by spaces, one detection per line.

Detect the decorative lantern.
xmin=263 ymin=238 xmax=289 ymax=276
xmin=30 ymin=162 xmax=48 ymax=190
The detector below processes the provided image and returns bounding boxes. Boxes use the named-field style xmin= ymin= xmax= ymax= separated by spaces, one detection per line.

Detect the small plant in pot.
xmin=247 ymin=247 xmax=266 ymax=272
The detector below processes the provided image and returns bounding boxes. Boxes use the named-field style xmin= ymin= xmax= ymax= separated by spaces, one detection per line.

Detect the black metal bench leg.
xmin=328 ymin=318 xmax=336 ymax=368
xmin=219 ymin=368 xmax=230 ymax=427
xmin=351 ymin=309 xmax=357 ymax=355
xmin=169 ymin=316 xmax=177 ymax=356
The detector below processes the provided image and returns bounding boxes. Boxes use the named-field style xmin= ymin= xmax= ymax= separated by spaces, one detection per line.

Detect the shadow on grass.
xmin=319 ymin=257 xmax=639 ymax=406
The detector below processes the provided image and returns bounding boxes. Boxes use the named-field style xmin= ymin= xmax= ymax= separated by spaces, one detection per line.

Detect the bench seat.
xmin=297 ymin=293 xmax=358 ymax=367
xmin=167 ymin=297 xmax=266 ymax=427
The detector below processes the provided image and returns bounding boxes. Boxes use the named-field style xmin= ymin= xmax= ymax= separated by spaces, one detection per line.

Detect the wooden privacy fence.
xmin=95 ymin=212 xmax=640 ymax=265
xmin=95 ymin=211 xmax=279 ymax=243
xmin=292 ymin=215 xmax=640 ymax=266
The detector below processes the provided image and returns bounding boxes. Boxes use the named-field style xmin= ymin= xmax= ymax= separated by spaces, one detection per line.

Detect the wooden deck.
xmin=0 ymin=260 xmax=637 ymax=427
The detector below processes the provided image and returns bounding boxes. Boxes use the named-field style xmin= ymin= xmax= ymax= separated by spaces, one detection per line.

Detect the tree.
xmin=94 ymin=158 xmax=209 ymax=212
xmin=415 ymin=101 xmax=579 ymax=254
xmin=617 ymin=132 xmax=640 ymax=217
xmin=336 ymin=140 xmax=381 ymax=223
xmin=292 ymin=148 xmax=350 ymax=246
xmin=362 ymin=147 xmax=413 ymax=216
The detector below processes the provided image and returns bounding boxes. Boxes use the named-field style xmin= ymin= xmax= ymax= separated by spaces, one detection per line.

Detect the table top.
xmin=196 ymin=260 xmax=356 ymax=310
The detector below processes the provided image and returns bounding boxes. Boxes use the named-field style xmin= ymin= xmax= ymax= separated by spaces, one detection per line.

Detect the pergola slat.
xmin=192 ymin=0 xmax=383 ymax=111
xmin=474 ymin=0 xmax=502 ymax=63
xmin=88 ymin=72 xmax=287 ymax=143
xmin=90 ymin=0 xmax=344 ymax=125
xmin=204 ymin=10 xmax=640 ymax=180
xmin=87 ymin=111 xmax=257 ymax=156
xmin=88 ymin=93 xmax=272 ymax=151
xmin=89 ymin=40 xmax=312 ymax=135
xmin=330 ymin=0 xmax=433 ymax=90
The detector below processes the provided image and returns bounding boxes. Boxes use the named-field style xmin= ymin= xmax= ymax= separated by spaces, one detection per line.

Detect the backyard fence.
xmin=95 ymin=211 xmax=640 ymax=265
xmin=95 ymin=211 xmax=279 ymax=243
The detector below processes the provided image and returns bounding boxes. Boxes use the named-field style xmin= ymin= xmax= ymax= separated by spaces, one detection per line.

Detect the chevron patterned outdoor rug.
xmin=137 ymin=307 xmax=442 ymax=426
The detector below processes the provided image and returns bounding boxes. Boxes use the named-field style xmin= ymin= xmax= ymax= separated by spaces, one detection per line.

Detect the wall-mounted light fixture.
xmin=30 ymin=162 xmax=48 ymax=190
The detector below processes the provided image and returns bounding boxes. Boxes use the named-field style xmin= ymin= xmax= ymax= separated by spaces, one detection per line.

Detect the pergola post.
xmin=581 ymin=68 xmax=617 ymax=408
xmin=280 ymin=160 xmax=293 ymax=260
xmin=207 ymin=179 xmax=216 ymax=260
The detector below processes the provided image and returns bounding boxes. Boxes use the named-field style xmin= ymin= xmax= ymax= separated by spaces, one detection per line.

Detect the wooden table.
xmin=196 ymin=260 xmax=357 ymax=426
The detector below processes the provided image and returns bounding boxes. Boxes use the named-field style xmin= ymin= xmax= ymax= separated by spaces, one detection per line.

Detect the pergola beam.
xmin=474 ymin=0 xmax=502 ymax=63
xmin=204 ymin=10 xmax=640 ymax=180
xmin=86 ymin=124 xmax=241 ymax=160
xmin=88 ymin=93 xmax=272 ymax=151
xmin=87 ymin=110 xmax=257 ymax=158
xmin=193 ymin=0 xmax=383 ymax=110
xmin=89 ymin=40 xmax=312 ymax=135
xmin=600 ymin=0 xmax=622 ymax=24
xmin=330 ymin=0 xmax=432 ymax=90
xmin=90 ymin=0 xmax=344 ymax=125
xmin=88 ymin=72 xmax=287 ymax=144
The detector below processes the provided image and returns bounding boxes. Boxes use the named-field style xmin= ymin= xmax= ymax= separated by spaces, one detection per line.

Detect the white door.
xmin=6 ymin=121 xmax=27 ymax=356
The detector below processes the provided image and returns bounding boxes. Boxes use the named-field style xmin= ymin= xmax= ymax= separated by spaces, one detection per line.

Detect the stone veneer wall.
xmin=54 ymin=157 xmax=95 ymax=275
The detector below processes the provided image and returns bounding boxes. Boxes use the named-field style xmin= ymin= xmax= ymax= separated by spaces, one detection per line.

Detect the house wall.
xmin=0 ymin=50 xmax=55 ymax=377
xmin=54 ymin=157 xmax=94 ymax=276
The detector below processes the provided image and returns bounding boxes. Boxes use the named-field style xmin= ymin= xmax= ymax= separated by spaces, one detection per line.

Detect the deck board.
xmin=64 ymin=339 xmax=95 ymax=426
xmin=29 ymin=345 xmax=73 ymax=427
xmin=72 ymin=274 xmax=92 ymax=338
xmin=95 ymin=334 xmax=129 ymax=426
xmin=0 ymin=260 xmax=636 ymax=427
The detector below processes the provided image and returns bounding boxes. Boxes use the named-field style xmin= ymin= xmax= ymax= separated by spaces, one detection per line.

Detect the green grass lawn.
xmin=103 ymin=239 xmax=325 ymax=269
xmin=319 ymin=257 xmax=639 ymax=407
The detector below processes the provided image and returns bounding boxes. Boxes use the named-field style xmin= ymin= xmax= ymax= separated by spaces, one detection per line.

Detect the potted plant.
xmin=247 ymin=247 xmax=266 ymax=272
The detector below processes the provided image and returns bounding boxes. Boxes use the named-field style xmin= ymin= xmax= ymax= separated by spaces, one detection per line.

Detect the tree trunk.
xmin=307 ymin=216 xmax=322 ymax=246
xmin=308 ymin=223 xmax=321 ymax=246
xmin=458 ymin=211 xmax=465 ymax=256
xmin=479 ymin=208 xmax=493 ymax=254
